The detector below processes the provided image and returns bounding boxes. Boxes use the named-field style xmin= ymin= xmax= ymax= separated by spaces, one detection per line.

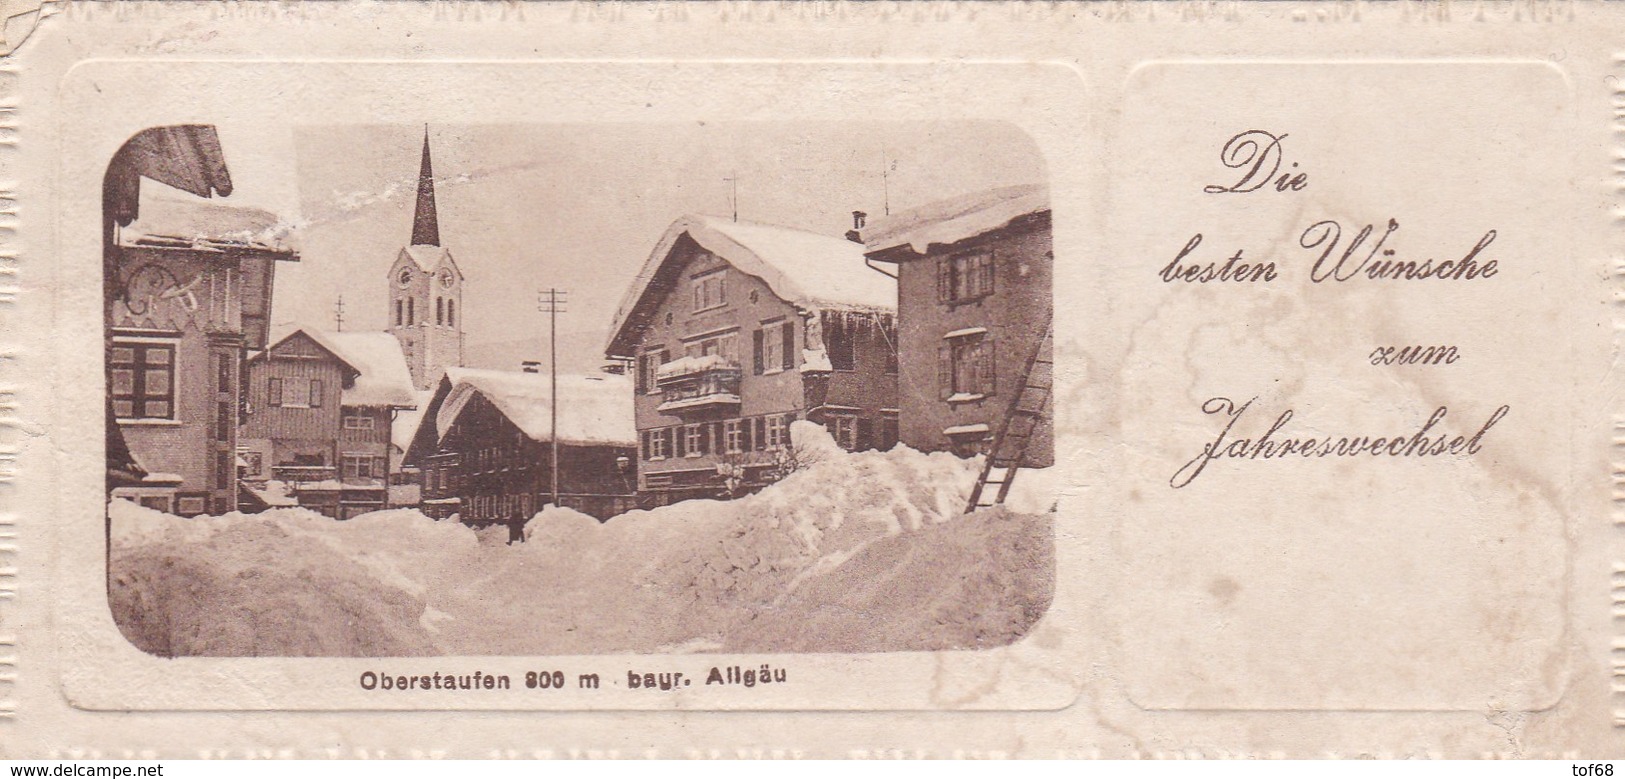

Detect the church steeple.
xmin=411 ymin=126 xmax=440 ymax=247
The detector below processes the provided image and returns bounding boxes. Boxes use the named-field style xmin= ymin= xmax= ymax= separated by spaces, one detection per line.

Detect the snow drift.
xmin=109 ymin=423 xmax=1055 ymax=657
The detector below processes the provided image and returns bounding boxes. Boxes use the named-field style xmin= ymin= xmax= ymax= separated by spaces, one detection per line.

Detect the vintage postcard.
xmin=0 ymin=0 xmax=1620 ymax=760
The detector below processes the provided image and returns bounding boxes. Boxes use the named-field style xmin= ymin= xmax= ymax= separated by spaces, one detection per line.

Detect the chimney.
xmin=844 ymin=210 xmax=869 ymax=243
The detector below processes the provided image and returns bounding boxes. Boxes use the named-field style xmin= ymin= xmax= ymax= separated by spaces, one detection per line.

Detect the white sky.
xmin=200 ymin=121 xmax=1046 ymax=359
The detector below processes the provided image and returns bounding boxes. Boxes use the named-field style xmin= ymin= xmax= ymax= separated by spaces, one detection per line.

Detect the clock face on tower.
xmin=438 ymin=269 xmax=455 ymax=289
xmin=397 ymin=267 xmax=413 ymax=288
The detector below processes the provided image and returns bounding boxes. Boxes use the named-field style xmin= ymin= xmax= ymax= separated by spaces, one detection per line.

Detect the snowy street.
xmin=110 ymin=424 xmax=1056 ymax=657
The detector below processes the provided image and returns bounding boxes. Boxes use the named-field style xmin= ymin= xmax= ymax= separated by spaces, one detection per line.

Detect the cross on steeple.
xmin=412 ymin=125 xmax=441 ymax=247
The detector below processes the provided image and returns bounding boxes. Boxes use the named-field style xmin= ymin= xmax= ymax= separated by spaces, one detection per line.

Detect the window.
xmin=215 ymin=401 xmax=232 ymax=442
xmin=755 ymin=321 xmax=793 ymax=374
xmin=176 ymin=495 xmax=208 ymax=517
xmin=447 ymin=299 xmax=456 ymax=327
xmin=343 ymin=415 xmax=376 ymax=430
xmin=436 ymin=297 xmax=444 ymax=325
xmin=110 ymin=340 xmax=176 ymax=420
xmin=138 ymin=495 xmax=171 ymax=512
xmin=683 ymin=424 xmax=705 ymax=457
xmin=644 ymin=428 xmax=669 ymax=460
xmin=270 ymin=377 xmax=322 ymax=408
xmin=683 ymin=331 xmax=739 ymax=364
xmin=637 ymin=348 xmax=668 ymax=394
xmin=342 ymin=454 xmax=377 ymax=480
xmin=407 ymin=298 xmax=415 ymax=325
xmin=723 ymin=419 xmax=744 ymax=454
xmin=692 ymin=270 xmax=727 ymax=312
xmin=825 ymin=317 xmax=856 ymax=371
xmin=764 ymin=415 xmax=788 ymax=449
xmin=938 ymin=250 xmax=995 ymax=303
xmin=940 ymin=333 xmax=996 ymax=399
xmin=830 ymin=415 xmax=859 ymax=451
xmin=395 ymin=299 xmax=403 ymax=326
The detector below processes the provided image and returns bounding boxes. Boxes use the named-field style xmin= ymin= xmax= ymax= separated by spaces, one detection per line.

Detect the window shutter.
xmin=982 ymin=250 xmax=996 ymax=296
xmin=856 ymin=417 xmax=874 ymax=451
xmin=753 ymin=329 xmax=764 ymax=375
xmin=269 ymin=377 xmax=282 ymax=407
xmin=937 ymin=258 xmax=950 ymax=302
xmin=781 ymin=323 xmax=795 ymax=370
xmin=938 ymin=344 xmax=952 ymax=400
xmin=635 ymin=356 xmax=647 ymax=394
xmin=699 ymin=425 xmax=711 ymax=455
xmin=982 ymin=338 xmax=997 ymax=395
xmin=744 ymin=417 xmax=757 ymax=451
xmin=310 ymin=379 xmax=324 ymax=407
xmin=674 ymin=426 xmax=686 ymax=457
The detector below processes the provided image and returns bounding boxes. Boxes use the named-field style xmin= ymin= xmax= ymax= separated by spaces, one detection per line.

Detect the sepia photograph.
xmin=100 ymin=121 xmax=1057 ymax=657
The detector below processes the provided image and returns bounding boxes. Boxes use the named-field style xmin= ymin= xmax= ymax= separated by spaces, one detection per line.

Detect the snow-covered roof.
xmin=400 ymin=244 xmax=461 ymax=275
xmin=391 ymin=389 xmax=436 ymax=452
xmin=260 ymin=327 xmax=418 ymax=408
xmin=436 ymin=368 xmax=636 ymax=448
xmin=606 ymin=215 xmax=895 ymax=357
xmin=316 ymin=331 xmax=418 ymax=408
xmin=242 ymin=480 xmax=299 ymax=508
xmin=124 ymin=191 xmax=300 ymax=255
xmin=863 ymin=184 xmax=1049 ymax=256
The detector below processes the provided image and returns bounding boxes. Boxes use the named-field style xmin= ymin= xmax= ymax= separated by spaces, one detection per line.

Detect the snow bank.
xmin=109 ymin=501 xmax=476 ymax=657
xmin=109 ymin=425 xmax=1056 ymax=657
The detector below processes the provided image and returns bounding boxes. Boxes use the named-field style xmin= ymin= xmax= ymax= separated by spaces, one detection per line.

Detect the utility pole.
xmin=333 ymin=295 xmax=345 ymax=331
xmin=537 ymin=287 xmax=568 ymax=509
xmin=723 ymin=172 xmax=738 ymax=222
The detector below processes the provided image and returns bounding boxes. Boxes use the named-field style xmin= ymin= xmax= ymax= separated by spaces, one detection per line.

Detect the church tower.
xmin=387 ymin=127 xmax=465 ymax=390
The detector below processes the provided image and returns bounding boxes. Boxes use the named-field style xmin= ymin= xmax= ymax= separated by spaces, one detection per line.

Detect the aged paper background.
xmin=0 ymin=0 xmax=1620 ymax=758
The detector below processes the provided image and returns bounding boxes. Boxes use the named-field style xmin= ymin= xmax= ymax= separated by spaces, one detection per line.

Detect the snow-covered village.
xmin=101 ymin=122 xmax=1056 ymax=656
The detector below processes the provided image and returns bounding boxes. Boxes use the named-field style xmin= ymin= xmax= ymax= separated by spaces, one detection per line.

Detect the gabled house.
xmin=104 ymin=144 xmax=298 ymax=517
xmin=238 ymin=328 xmax=418 ymax=518
xmin=861 ymin=184 xmax=1053 ymax=467
xmin=604 ymin=215 xmax=899 ymax=506
xmin=401 ymin=368 xmax=637 ymax=526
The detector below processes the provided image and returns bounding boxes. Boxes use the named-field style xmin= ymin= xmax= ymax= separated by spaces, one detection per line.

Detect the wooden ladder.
xmin=966 ymin=320 xmax=1054 ymax=513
